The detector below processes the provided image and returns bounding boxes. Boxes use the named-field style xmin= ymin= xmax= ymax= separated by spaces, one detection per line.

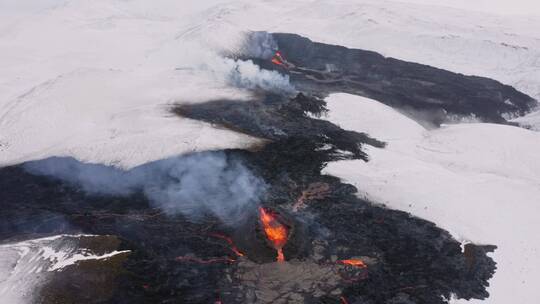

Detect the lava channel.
xmin=259 ymin=207 xmax=289 ymax=262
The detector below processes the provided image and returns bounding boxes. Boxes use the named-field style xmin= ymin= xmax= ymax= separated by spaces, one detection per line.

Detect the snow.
xmin=322 ymin=93 xmax=540 ymax=304
xmin=0 ymin=67 xmax=261 ymax=168
xmin=395 ymin=0 xmax=540 ymax=16
xmin=0 ymin=0 xmax=261 ymax=168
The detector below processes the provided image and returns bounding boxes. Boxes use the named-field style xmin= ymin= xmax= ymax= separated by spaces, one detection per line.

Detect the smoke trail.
xmin=174 ymin=31 xmax=294 ymax=94
xmin=221 ymin=31 xmax=295 ymax=94
xmin=238 ymin=31 xmax=278 ymax=60
xmin=197 ymin=55 xmax=295 ymax=95
xmin=23 ymin=152 xmax=266 ymax=224
xmin=222 ymin=58 xmax=295 ymax=94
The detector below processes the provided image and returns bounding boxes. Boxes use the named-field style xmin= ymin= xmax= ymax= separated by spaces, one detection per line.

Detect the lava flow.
xmin=175 ymin=233 xmax=244 ymax=265
xmin=271 ymin=51 xmax=294 ymax=69
xmin=271 ymin=51 xmax=286 ymax=67
xmin=338 ymin=259 xmax=367 ymax=268
xmin=259 ymin=207 xmax=289 ymax=262
xmin=209 ymin=233 xmax=245 ymax=257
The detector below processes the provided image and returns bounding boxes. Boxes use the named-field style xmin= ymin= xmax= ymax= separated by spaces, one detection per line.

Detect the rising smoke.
xmin=198 ymin=55 xmax=295 ymax=95
xmin=221 ymin=58 xmax=295 ymax=94
xmin=23 ymin=152 xmax=266 ymax=224
xmin=238 ymin=31 xmax=278 ymax=60
xmin=188 ymin=31 xmax=295 ymax=95
xmin=226 ymin=31 xmax=296 ymax=93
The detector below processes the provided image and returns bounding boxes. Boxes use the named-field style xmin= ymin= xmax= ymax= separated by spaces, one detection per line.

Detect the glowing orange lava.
xmin=209 ymin=233 xmax=245 ymax=257
xmin=271 ymin=51 xmax=292 ymax=69
xmin=338 ymin=259 xmax=367 ymax=268
xmin=272 ymin=57 xmax=286 ymax=66
xmin=259 ymin=207 xmax=289 ymax=262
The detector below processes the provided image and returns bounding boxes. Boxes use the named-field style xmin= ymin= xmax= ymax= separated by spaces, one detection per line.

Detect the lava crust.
xmin=247 ymin=32 xmax=537 ymax=126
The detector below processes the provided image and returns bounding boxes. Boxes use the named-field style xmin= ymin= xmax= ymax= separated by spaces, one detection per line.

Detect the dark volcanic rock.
xmin=0 ymin=147 xmax=496 ymax=304
xmin=175 ymin=93 xmax=385 ymax=162
xmin=249 ymin=32 xmax=537 ymax=126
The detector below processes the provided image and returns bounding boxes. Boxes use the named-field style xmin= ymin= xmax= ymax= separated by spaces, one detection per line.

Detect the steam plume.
xmin=186 ymin=31 xmax=294 ymax=94
xmin=197 ymin=55 xmax=295 ymax=95
xmin=23 ymin=152 xmax=266 ymax=224
xmin=238 ymin=31 xmax=278 ymax=60
xmin=222 ymin=58 xmax=295 ymax=94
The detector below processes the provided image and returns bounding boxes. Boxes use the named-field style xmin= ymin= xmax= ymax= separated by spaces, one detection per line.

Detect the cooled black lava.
xmin=245 ymin=32 xmax=537 ymax=126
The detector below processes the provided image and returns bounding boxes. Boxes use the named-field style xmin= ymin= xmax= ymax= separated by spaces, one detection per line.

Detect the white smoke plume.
xmin=23 ymin=152 xmax=266 ymax=224
xmin=238 ymin=31 xmax=278 ymax=60
xmin=177 ymin=31 xmax=294 ymax=95
xmin=196 ymin=53 xmax=295 ymax=95
xmin=218 ymin=31 xmax=295 ymax=94
xmin=220 ymin=58 xmax=295 ymax=94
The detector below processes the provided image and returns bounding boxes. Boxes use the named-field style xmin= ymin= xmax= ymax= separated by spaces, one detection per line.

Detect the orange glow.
xmin=276 ymin=249 xmax=285 ymax=262
xmin=271 ymin=51 xmax=289 ymax=68
xmin=209 ymin=233 xmax=245 ymax=257
xmin=259 ymin=207 xmax=289 ymax=262
xmin=338 ymin=259 xmax=367 ymax=268
xmin=272 ymin=57 xmax=285 ymax=66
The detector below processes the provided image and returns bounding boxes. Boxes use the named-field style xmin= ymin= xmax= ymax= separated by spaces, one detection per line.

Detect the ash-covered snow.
xmin=322 ymin=93 xmax=540 ymax=304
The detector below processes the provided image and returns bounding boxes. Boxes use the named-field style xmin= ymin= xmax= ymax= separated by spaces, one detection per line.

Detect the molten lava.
xmin=338 ymin=259 xmax=367 ymax=268
xmin=271 ymin=57 xmax=286 ymax=67
xmin=259 ymin=207 xmax=289 ymax=262
xmin=271 ymin=51 xmax=294 ymax=69
xmin=209 ymin=233 xmax=245 ymax=257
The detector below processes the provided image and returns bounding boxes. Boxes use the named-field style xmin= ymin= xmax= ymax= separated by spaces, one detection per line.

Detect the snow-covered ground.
xmin=322 ymin=93 xmax=540 ymax=304
xmin=1 ymin=1 xmax=539 ymax=303
xmin=0 ymin=0 xmax=263 ymax=168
